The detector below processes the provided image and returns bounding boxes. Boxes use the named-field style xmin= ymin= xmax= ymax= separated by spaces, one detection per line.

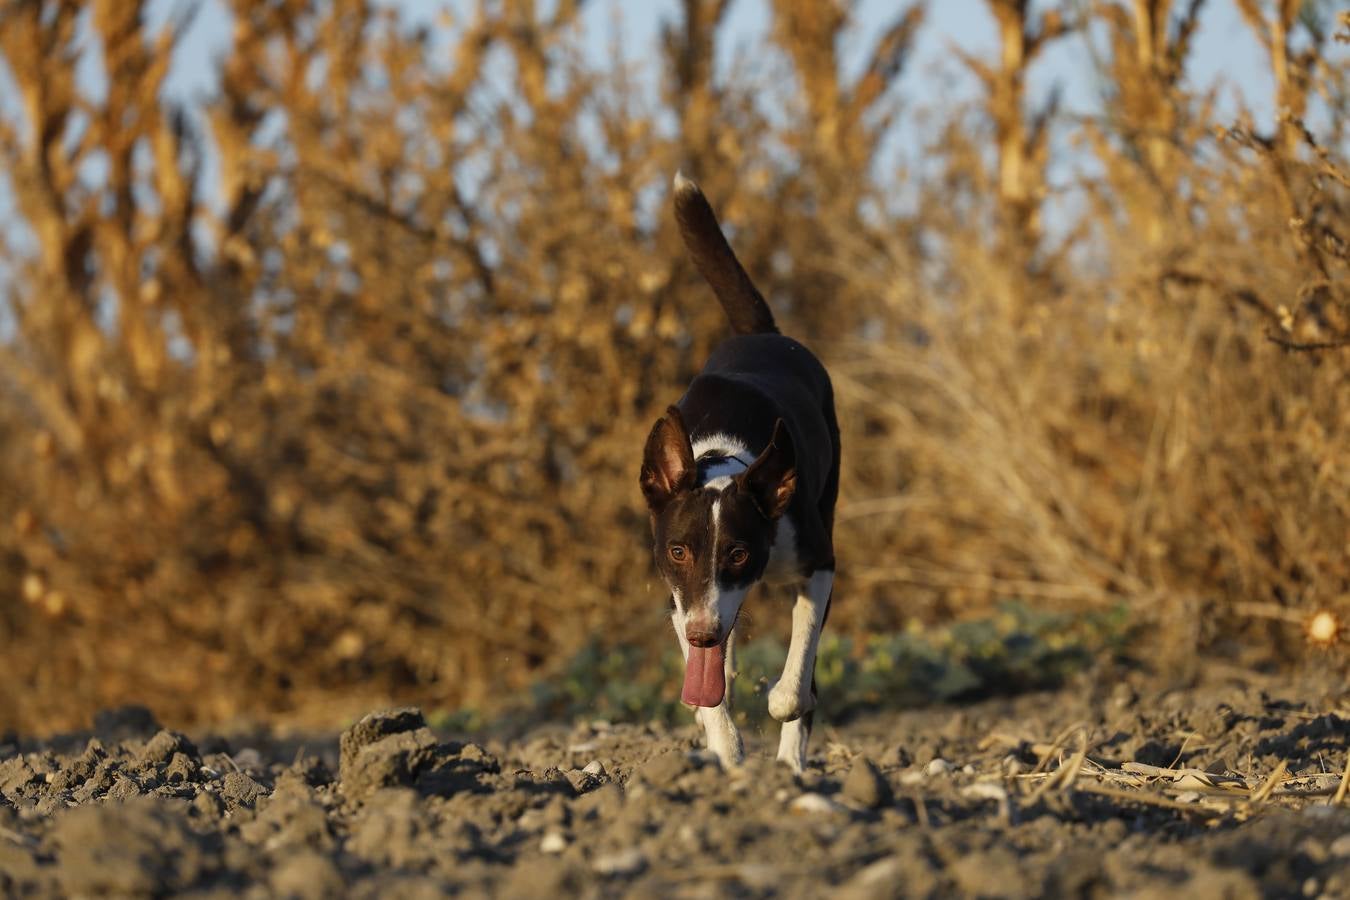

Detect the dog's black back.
xmin=670 ymin=175 xmax=840 ymax=573
xmin=677 ymin=336 xmax=839 ymax=570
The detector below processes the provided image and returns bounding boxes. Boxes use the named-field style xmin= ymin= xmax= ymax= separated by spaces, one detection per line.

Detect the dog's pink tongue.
xmin=681 ymin=643 xmax=726 ymax=707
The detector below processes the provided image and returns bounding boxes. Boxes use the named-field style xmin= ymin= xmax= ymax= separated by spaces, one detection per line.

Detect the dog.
xmin=639 ymin=173 xmax=840 ymax=774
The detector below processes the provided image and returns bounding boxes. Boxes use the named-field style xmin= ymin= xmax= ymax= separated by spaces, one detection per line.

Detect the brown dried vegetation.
xmin=0 ymin=0 xmax=1346 ymax=734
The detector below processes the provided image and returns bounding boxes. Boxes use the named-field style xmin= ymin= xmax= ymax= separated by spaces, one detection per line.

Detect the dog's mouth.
xmin=681 ymin=639 xmax=726 ymax=708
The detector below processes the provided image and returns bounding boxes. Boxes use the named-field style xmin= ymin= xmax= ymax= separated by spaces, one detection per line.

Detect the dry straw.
xmin=0 ymin=0 xmax=1346 ymax=733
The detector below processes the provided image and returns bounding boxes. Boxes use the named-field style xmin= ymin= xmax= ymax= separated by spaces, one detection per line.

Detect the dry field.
xmin=3 ymin=665 xmax=1349 ymax=897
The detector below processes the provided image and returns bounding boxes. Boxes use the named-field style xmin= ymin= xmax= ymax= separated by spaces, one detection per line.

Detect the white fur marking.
xmin=703 ymin=497 xmax=722 ymax=624
xmin=692 ymin=434 xmax=754 ymax=489
xmin=768 ymin=570 xmax=833 ymax=724
xmin=691 ymin=434 xmax=750 ymax=461
xmin=776 ymin=717 xmax=810 ymax=774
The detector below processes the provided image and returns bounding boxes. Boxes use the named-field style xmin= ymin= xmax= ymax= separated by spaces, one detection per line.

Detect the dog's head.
xmin=639 ymin=406 xmax=796 ymax=649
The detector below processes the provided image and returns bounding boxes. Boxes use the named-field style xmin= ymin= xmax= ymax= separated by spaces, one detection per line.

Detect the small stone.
xmin=1329 ymin=833 xmax=1350 ymax=858
xmin=790 ymin=792 xmax=846 ymax=815
xmin=961 ymin=782 xmax=1008 ymax=803
xmin=139 ymin=730 xmax=199 ymax=767
xmin=339 ymin=708 xmax=427 ymax=772
xmin=592 ymin=848 xmax=647 ymax=876
xmin=164 ymin=753 xmax=198 ymax=784
xmin=0 ymin=758 xmax=39 ymax=796
xmin=221 ymin=770 xmax=266 ymax=808
xmin=540 ymin=832 xmax=567 ymax=854
xmin=582 ymin=760 xmax=605 ymax=777
xmin=105 ymin=775 xmax=143 ymax=801
xmin=842 ymin=757 xmax=892 ymax=809
xmin=924 ymin=758 xmax=952 ymax=777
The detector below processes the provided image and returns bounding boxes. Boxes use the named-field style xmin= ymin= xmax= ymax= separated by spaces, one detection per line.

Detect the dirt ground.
xmin=2 ymin=665 xmax=1348 ymax=899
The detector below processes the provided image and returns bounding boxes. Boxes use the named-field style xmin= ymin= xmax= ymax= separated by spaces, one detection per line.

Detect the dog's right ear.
xmin=640 ymin=406 xmax=696 ymax=511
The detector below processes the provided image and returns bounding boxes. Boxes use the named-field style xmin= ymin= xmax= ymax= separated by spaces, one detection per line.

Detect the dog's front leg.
xmin=769 ymin=569 xmax=833 ymax=772
xmin=672 ymin=605 xmax=743 ymax=768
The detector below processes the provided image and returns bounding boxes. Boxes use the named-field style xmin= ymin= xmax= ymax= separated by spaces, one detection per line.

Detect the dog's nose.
xmin=686 ymin=629 xmax=719 ymax=648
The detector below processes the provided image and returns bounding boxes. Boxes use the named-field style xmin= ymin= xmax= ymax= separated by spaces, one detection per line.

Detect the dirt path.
xmin=2 ymin=667 xmax=1347 ymax=898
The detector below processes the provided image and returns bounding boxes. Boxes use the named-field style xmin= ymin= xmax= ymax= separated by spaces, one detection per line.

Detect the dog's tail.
xmin=672 ymin=172 xmax=778 ymax=335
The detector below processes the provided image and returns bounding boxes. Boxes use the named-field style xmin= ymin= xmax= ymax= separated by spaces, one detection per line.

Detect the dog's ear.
xmin=739 ymin=419 xmax=796 ymax=519
xmin=640 ymin=406 xmax=696 ymax=511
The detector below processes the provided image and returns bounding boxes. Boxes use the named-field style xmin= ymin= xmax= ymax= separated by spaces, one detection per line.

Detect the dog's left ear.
xmin=739 ymin=419 xmax=796 ymax=519
xmin=640 ymin=406 xmax=696 ymax=511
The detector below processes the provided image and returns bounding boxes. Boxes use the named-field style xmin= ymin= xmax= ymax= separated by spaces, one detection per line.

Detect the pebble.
xmin=842 ymin=758 xmax=892 ymax=809
xmin=592 ymin=848 xmax=647 ymax=876
xmin=1329 ymin=834 xmax=1350 ymax=858
xmin=221 ymin=771 xmax=266 ymax=808
xmin=790 ymin=793 xmax=847 ymax=815
xmin=540 ymin=832 xmax=567 ymax=854
xmin=924 ymin=758 xmax=952 ymax=777
xmin=139 ymin=730 xmax=199 ymax=767
xmin=960 ymin=782 xmax=1008 ymax=802
xmin=582 ymin=760 xmax=606 ymax=777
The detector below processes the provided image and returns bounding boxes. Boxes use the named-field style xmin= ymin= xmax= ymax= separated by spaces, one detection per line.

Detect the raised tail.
xmin=672 ymin=172 xmax=778 ymax=335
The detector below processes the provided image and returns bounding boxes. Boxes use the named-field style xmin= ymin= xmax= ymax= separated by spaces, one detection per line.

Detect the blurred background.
xmin=0 ymin=0 xmax=1346 ymax=736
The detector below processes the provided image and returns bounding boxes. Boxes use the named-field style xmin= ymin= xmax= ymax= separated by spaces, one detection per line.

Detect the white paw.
xmin=710 ymin=732 xmax=745 ymax=770
xmin=775 ymin=744 xmax=805 ymax=775
xmin=767 ymin=679 xmax=814 ymax=722
xmin=776 ymin=719 xmax=808 ymax=774
xmin=700 ymin=709 xmax=744 ymax=769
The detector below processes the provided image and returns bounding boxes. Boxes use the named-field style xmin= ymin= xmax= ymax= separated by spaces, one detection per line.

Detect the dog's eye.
xmin=728 ymin=546 xmax=749 ymax=567
xmin=668 ymin=544 xmax=690 ymax=563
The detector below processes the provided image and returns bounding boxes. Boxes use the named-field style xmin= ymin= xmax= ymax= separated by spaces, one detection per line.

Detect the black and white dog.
xmin=639 ymin=173 xmax=840 ymax=773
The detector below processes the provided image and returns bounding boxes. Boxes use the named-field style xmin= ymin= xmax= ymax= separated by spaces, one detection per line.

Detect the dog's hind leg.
xmin=673 ymin=606 xmax=743 ymax=769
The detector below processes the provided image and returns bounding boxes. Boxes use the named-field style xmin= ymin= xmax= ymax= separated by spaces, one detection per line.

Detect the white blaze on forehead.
xmin=706 ymin=497 xmax=722 ymax=611
xmin=691 ymin=496 xmax=749 ymax=628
